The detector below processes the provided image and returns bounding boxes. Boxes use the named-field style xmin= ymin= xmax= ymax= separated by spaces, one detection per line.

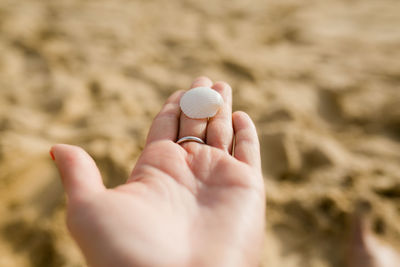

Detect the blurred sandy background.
xmin=0 ymin=0 xmax=400 ymax=266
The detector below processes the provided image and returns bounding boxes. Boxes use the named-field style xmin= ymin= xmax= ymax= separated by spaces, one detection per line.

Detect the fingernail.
xmin=50 ymin=150 xmax=55 ymax=161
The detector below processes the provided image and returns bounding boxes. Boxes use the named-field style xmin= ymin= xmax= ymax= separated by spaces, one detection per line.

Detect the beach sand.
xmin=0 ymin=0 xmax=399 ymax=266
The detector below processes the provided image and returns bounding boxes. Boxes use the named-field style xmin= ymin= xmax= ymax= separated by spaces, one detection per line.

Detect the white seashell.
xmin=180 ymin=87 xmax=224 ymax=119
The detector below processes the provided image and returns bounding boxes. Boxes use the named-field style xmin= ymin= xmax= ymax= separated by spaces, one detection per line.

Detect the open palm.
xmin=52 ymin=77 xmax=265 ymax=267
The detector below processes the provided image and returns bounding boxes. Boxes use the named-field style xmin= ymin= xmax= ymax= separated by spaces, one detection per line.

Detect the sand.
xmin=0 ymin=0 xmax=399 ymax=266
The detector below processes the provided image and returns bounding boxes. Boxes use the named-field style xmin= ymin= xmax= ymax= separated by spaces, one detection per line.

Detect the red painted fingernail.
xmin=50 ymin=150 xmax=55 ymax=161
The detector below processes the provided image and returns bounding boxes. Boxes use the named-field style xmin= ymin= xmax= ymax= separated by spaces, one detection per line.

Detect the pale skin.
xmin=51 ymin=77 xmax=265 ymax=267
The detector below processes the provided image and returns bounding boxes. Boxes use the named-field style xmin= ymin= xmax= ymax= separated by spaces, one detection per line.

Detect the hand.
xmin=51 ymin=77 xmax=265 ymax=267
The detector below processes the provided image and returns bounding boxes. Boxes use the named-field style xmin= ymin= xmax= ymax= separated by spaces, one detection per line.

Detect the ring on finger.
xmin=176 ymin=136 xmax=205 ymax=145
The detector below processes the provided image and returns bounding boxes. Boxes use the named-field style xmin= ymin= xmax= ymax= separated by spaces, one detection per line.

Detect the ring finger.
xmin=178 ymin=76 xmax=213 ymax=143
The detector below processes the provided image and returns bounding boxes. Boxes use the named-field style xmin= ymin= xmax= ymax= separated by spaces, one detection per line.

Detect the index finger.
xmin=145 ymin=90 xmax=184 ymax=145
xmin=233 ymin=111 xmax=261 ymax=171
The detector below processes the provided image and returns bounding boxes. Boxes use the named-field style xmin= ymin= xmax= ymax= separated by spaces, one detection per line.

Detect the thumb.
xmin=51 ymin=144 xmax=105 ymax=201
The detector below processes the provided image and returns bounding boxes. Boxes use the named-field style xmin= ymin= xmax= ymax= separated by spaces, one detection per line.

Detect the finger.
xmin=51 ymin=144 xmax=105 ymax=201
xmin=178 ymin=76 xmax=213 ymax=143
xmin=232 ymin=111 xmax=261 ymax=170
xmin=146 ymin=90 xmax=184 ymax=145
xmin=206 ymin=81 xmax=233 ymax=153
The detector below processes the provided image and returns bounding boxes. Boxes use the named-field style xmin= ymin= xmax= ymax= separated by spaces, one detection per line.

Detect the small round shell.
xmin=180 ymin=87 xmax=224 ymax=119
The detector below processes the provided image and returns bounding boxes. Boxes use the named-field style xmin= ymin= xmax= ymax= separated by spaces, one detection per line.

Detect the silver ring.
xmin=176 ymin=136 xmax=205 ymax=145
